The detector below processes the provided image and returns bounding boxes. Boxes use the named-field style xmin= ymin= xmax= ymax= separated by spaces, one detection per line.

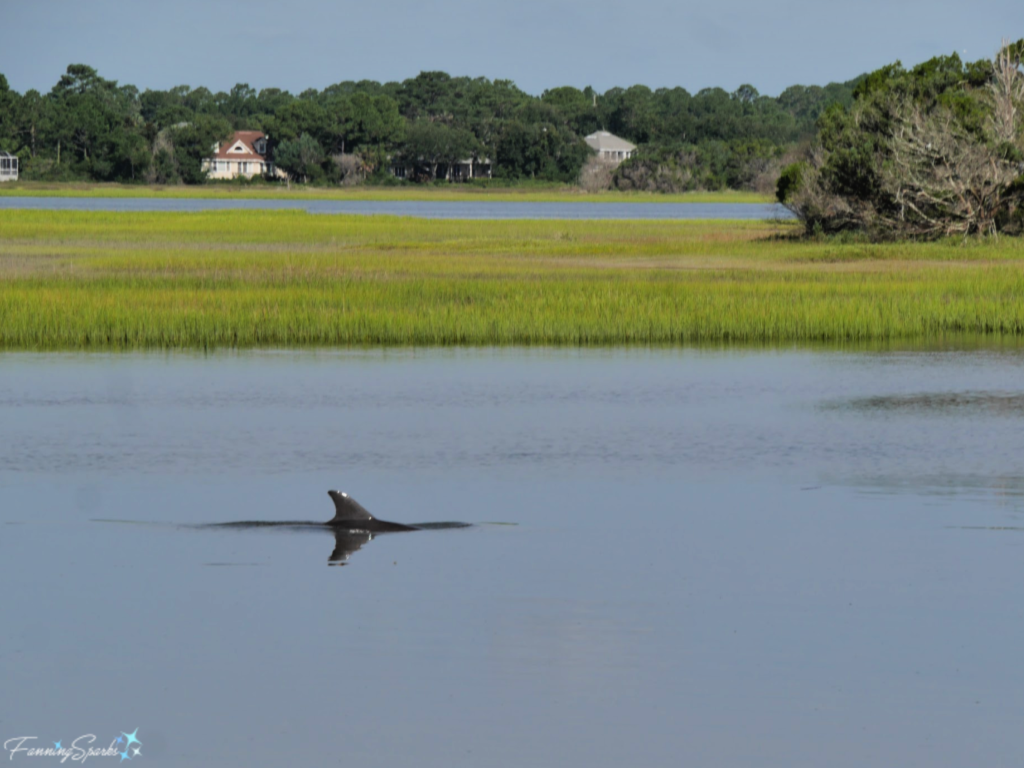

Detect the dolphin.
xmin=206 ymin=491 xmax=470 ymax=565
xmin=325 ymin=490 xmax=419 ymax=532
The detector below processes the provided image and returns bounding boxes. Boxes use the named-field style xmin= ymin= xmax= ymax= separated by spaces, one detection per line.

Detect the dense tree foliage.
xmin=273 ymin=133 xmax=326 ymax=184
xmin=0 ymin=64 xmax=857 ymax=188
xmin=779 ymin=42 xmax=1024 ymax=238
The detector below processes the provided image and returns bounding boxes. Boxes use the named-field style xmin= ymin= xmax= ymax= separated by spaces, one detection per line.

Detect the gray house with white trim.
xmin=584 ymin=131 xmax=636 ymax=166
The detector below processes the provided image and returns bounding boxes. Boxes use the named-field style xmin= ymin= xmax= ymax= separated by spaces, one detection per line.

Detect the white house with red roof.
xmin=202 ymin=130 xmax=283 ymax=180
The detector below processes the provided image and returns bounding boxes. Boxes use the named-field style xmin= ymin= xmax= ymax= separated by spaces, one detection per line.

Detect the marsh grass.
xmin=0 ymin=181 xmax=771 ymax=204
xmin=2 ymin=210 xmax=1024 ymax=348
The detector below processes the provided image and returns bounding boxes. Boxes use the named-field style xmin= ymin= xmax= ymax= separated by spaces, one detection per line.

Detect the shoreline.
xmin=0 ymin=180 xmax=772 ymax=205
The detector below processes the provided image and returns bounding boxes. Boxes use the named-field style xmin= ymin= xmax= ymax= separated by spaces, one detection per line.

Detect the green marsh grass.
xmin=2 ymin=210 xmax=1024 ymax=348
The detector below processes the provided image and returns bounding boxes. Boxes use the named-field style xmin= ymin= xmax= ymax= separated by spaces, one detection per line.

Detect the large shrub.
xmin=779 ymin=42 xmax=1024 ymax=239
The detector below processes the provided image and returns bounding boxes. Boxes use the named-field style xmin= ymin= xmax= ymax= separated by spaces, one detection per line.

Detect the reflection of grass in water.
xmin=837 ymin=473 xmax=1024 ymax=500
xmin=0 ymin=180 xmax=771 ymax=204
xmin=3 ymin=210 xmax=1024 ymax=348
xmin=824 ymin=392 xmax=1024 ymax=415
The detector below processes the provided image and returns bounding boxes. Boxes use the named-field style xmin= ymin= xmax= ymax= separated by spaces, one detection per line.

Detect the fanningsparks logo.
xmin=4 ymin=730 xmax=142 ymax=763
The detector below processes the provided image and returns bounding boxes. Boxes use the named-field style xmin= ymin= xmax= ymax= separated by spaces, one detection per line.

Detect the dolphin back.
xmin=328 ymin=491 xmax=375 ymax=523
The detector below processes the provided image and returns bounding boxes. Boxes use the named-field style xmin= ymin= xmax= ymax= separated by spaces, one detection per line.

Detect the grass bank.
xmin=2 ymin=210 xmax=1024 ymax=348
xmin=0 ymin=180 xmax=771 ymax=204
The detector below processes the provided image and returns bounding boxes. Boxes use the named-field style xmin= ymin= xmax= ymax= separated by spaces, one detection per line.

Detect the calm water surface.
xmin=0 ymin=196 xmax=790 ymax=219
xmin=1 ymin=348 xmax=1021 ymax=766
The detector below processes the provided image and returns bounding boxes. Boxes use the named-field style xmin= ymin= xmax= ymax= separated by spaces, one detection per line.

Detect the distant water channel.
xmin=0 ymin=195 xmax=790 ymax=219
xmin=1 ymin=347 xmax=1021 ymax=767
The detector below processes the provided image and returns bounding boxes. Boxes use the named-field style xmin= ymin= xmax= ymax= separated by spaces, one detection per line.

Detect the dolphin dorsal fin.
xmin=328 ymin=491 xmax=375 ymax=523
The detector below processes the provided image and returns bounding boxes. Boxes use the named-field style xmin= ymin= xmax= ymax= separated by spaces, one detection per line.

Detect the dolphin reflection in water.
xmin=208 ymin=491 xmax=471 ymax=565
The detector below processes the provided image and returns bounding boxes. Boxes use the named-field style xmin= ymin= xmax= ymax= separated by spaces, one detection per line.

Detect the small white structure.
xmin=202 ymin=131 xmax=283 ymax=180
xmin=584 ymin=131 xmax=636 ymax=165
xmin=392 ymin=157 xmax=492 ymax=181
xmin=0 ymin=151 xmax=18 ymax=182
xmin=451 ymin=157 xmax=492 ymax=181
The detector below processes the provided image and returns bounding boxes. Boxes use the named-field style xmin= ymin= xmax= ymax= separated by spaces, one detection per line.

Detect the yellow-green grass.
xmin=0 ymin=180 xmax=771 ymax=204
xmin=2 ymin=209 xmax=1024 ymax=348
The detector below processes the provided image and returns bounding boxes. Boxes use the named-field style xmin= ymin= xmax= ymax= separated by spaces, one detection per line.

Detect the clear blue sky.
xmin=2 ymin=0 xmax=1017 ymax=97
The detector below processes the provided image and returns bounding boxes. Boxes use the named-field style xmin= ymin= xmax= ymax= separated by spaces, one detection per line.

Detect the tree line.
xmin=778 ymin=41 xmax=1024 ymax=238
xmin=0 ymin=65 xmax=857 ymax=190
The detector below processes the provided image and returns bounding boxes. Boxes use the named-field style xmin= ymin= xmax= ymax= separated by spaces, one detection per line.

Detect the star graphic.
xmin=131 ymin=747 xmax=142 ymax=757
xmin=121 ymin=729 xmax=141 ymax=749
xmin=115 ymin=736 xmax=124 ymax=745
xmin=119 ymin=749 xmax=131 ymax=762
xmin=54 ymin=742 xmax=62 ymax=750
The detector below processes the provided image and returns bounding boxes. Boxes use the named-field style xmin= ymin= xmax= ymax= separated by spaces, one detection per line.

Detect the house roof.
xmin=0 ymin=151 xmax=17 ymax=160
xmin=212 ymin=131 xmax=267 ymax=160
xmin=584 ymin=131 xmax=636 ymax=152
